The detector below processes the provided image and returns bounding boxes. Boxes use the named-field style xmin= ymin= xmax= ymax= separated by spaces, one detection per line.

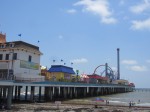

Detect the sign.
xmin=20 ymin=60 xmax=39 ymax=70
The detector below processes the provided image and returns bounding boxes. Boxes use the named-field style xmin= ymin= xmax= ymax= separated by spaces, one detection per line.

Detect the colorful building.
xmin=48 ymin=65 xmax=75 ymax=82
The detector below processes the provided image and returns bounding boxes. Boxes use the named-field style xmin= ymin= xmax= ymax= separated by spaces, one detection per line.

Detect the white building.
xmin=0 ymin=33 xmax=44 ymax=82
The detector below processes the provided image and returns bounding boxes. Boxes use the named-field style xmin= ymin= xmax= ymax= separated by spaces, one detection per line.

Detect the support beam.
xmin=7 ymin=86 xmax=13 ymax=110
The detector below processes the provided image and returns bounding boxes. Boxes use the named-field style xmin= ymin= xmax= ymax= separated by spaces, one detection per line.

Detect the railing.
xmin=14 ymin=76 xmax=45 ymax=82
xmin=32 ymin=80 xmax=135 ymax=88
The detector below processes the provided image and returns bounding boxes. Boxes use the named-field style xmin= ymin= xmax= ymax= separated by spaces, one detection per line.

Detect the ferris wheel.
xmin=93 ymin=63 xmax=116 ymax=80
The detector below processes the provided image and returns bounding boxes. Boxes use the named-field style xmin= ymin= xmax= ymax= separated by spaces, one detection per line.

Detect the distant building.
xmin=87 ymin=74 xmax=109 ymax=84
xmin=48 ymin=65 xmax=75 ymax=82
xmin=0 ymin=33 xmax=44 ymax=81
xmin=114 ymin=79 xmax=129 ymax=85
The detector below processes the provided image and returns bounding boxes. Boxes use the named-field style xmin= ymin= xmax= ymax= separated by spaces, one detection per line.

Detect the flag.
xmin=38 ymin=40 xmax=40 ymax=43
xmin=18 ymin=34 xmax=21 ymax=37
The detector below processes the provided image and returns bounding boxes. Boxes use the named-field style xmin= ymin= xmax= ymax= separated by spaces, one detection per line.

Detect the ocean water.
xmin=85 ymin=89 xmax=150 ymax=107
xmin=67 ymin=89 xmax=150 ymax=107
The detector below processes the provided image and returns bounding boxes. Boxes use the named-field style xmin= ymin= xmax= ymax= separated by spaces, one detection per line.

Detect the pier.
xmin=0 ymin=36 xmax=135 ymax=110
xmin=0 ymin=80 xmax=134 ymax=109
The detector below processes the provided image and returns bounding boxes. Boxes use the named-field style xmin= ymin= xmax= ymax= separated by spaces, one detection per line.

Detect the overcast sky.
xmin=0 ymin=0 xmax=150 ymax=88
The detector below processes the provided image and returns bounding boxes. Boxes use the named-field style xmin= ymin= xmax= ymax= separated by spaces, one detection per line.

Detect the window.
xmin=0 ymin=54 xmax=3 ymax=60
xmin=28 ymin=55 xmax=32 ymax=62
xmin=13 ymin=53 xmax=17 ymax=60
xmin=5 ymin=54 xmax=9 ymax=60
xmin=9 ymin=43 xmax=15 ymax=48
xmin=0 ymin=44 xmax=6 ymax=48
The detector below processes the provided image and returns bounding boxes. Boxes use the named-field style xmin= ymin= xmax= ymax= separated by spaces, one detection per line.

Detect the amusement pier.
xmin=0 ymin=33 xmax=135 ymax=109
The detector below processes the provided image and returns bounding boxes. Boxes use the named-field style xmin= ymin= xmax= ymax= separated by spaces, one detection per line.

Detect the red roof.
xmin=87 ymin=74 xmax=109 ymax=81
xmin=88 ymin=74 xmax=102 ymax=79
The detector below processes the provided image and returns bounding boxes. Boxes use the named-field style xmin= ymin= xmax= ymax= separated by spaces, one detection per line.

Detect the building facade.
xmin=0 ymin=34 xmax=44 ymax=81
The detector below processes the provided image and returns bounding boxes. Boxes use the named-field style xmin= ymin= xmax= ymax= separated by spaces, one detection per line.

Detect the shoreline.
xmin=5 ymin=101 xmax=150 ymax=112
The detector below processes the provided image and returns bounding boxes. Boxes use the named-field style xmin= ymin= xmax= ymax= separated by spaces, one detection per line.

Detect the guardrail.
xmin=14 ymin=76 xmax=45 ymax=82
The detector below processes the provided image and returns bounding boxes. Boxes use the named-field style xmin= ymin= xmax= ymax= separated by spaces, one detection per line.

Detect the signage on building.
xmin=20 ymin=60 xmax=39 ymax=70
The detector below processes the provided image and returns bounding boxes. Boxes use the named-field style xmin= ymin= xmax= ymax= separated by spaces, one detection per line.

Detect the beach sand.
xmin=1 ymin=100 xmax=150 ymax=112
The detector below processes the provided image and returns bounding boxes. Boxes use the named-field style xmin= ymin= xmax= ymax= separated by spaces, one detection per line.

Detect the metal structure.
xmin=117 ymin=48 xmax=120 ymax=80
xmin=93 ymin=63 xmax=115 ymax=80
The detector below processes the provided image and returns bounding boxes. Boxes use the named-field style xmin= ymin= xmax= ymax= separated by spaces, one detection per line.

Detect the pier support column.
xmin=69 ymin=87 xmax=72 ymax=98
xmin=0 ymin=88 xmax=2 ymax=99
xmin=53 ymin=87 xmax=55 ymax=98
xmin=3 ymin=87 xmax=7 ymax=100
xmin=39 ymin=86 xmax=42 ymax=102
xmin=83 ymin=88 xmax=86 ymax=97
xmin=50 ymin=87 xmax=53 ymax=101
xmin=58 ymin=87 xmax=60 ymax=96
xmin=44 ymin=87 xmax=50 ymax=101
xmin=74 ymin=87 xmax=77 ymax=98
xmin=25 ymin=86 xmax=28 ymax=100
xmin=101 ymin=88 xmax=104 ymax=95
xmin=30 ymin=86 xmax=35 ymax=102
xmin=7 ymin=86 xmax=13 ymax=110
xmin=14 ymin=86 xmax=18 ymax=100
xmin=18 ymin=86 xmax=22 ymax=100
xmin=63 ymin=87 xmax=67 ymax=99
xmin=90 ymin=88 xmax=94 ymax=96
xmin=97 ymin=87 xmax=101 ymax=96
xmin=87 ymin=87 xmax=89 ymax=96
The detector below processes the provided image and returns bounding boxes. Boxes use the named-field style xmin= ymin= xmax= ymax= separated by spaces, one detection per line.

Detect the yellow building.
xmin=48 ymin=65 xmax=75 ymax=82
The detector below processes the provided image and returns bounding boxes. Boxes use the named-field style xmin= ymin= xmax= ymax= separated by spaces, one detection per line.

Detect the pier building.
xmin=0 ymin=33 xmax=44 ymax=81
xmin=48 ymin=65 xmax=75 ymax=82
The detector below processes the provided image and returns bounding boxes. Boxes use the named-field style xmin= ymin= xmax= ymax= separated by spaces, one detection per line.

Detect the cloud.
xmin=122 ymin=60 xmax=138 ymax=65
xmin=74 ymin=0 xmax=117 ymax=24
xmin=130 ymin=0 xmax=150 ymax=14
xmin=131 ymin=18 xmax=150 ymax=30
xmin=67 ymin=9 xmax=77 ymax=14
xmin=119 ymin=0 xmax=125 ymax=6
xmin=71 ymin=58 xmax=88 ymax=64
xmin=128 ymin=65 xmax=147 ymax=72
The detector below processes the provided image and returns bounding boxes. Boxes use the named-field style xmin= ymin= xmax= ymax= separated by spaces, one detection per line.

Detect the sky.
xmin=0 ymin=0 xmax=150 ymax=88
